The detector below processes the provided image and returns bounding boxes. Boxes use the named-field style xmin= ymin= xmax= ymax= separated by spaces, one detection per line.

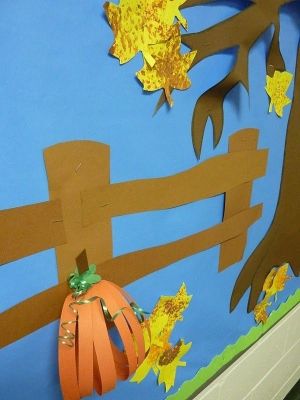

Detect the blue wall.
xmin=0 ymin=1 xmax=299 ymax=399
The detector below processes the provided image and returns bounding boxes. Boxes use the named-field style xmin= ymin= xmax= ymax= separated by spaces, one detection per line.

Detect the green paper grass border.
xmin=166 ymin=289 xmax=300 ymax=400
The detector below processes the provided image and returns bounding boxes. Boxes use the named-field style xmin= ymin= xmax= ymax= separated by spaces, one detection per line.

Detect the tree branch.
xmin=155 ymin=0 xmax=292 ymax=157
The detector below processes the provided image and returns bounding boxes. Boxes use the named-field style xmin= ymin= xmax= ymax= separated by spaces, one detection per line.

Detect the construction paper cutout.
xmin=0 ymin=200 xmax=66 ymax=265
xmin=105 ymin=0 xmax=196 ymax=104
xmin=253 ymin=263 xmax=291 ymax=324
xmin=82 ymin=129 xmax=267 ymax=225
xmin=265 ymin=70 xmax=293 ymax=117
xmin=155 ymin=0 xmax=288 ymax=157
xmin=167 ymin=289 xmax=300 ymax=400
xmin=132 ymin=283 xmax=192 ymax=392
xmin=44 ymin=140 xmax=112 ymax=282
xmin=253 ymin=299 xmax=270 ymax=325
xmin=231 ymin=47 xmax=300 ymax=312
xmin=0 ymin=130 xmax=267 ymax=347
xmin=136 ymin=26 xmax=196 ymax=106
xmin=0 ymin=203 xmax=263 ymax=349
xmin=219 ymin=129 xmax=258 ymax=271
xmin=68 ymin=264 xmax=101 ymax=297
xmin=104 ymin=0 xmax=186 ymax=66
xmin=0 ymin=129 xmax=267 ymax=267
xmin=59 ymin=278 xmax=146 ymax=399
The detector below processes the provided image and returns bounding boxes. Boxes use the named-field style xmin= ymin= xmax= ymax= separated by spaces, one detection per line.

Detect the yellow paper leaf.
xmin=157 ymin=340 xmax=192 ymax=392
xmin=265 ymin=70 xmax=293 ymax=117
xmin=147 ymin=282 xmax=192 ymax=345
xmin=267 ymin=263 xmax=291 ymax=297
xmin=254 ymin=263 xmax=292 ymax=324
xmin=136 ymin=31 xmax=197 ymax=106
xmin=131 ymin=283 xmax=192 ymax=385
xmin=104 ymin=0 xmax=187 ymax=66
xmin=254 ymin=298 xmax=271 ymax=324
xmin=262 ymin=267 xmax=277 ymax=293
xmin=162 ymin=0 xmax=188 ymax=29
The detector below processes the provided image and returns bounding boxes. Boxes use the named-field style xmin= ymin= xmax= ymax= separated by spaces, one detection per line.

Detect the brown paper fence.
xmin=0 ymin=128 xmax=268 ymax=348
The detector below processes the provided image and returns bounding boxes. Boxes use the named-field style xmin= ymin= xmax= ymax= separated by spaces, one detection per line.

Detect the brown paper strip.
xmin=82 ymin=147 xmax=268 ymax=226
xmin=0 ymin=200 xmax=66 ymax=265
xmin=44 ymin=141 xmax=113 ymax=282
xmin=0 ymin=204 xmax=262 ymax=348
xmin=219 ymin=128 xmax=258 ymax=270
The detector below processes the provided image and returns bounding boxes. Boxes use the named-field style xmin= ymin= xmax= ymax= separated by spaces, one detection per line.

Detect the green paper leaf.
xmin=85 ymin=274 xmax=101 ymax=284
xmin=88 ymin=264 xmax=97 ymax=274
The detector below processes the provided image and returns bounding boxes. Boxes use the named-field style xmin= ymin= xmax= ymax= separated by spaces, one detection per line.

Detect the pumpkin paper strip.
xmin=77 ymin=303 xmax=94 ymax=397
xmin=59 ymin=294 xmax=80 ymax=400
xmin=58 ymin=280 xmax=146 ymax=399
xmin=91 ymin=302 xmax=117 ymax=393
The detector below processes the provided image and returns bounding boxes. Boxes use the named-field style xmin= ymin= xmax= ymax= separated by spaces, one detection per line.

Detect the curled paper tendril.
xmin=59 ymin=296 xmax=148 ymax=348
xmin=58 ymin=267 xmax=148 ymax=399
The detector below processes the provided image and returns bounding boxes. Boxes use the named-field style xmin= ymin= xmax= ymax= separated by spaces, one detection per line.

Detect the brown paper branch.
xmin=191 ymin=45 xmax=249 ymax=152
xmin=230 ymin=45 xmax=300 ymax=312
xmin=0 ymin=204 xmax=262 ymax=349
xmin=156 ymin=0 xmax=292 ymax=157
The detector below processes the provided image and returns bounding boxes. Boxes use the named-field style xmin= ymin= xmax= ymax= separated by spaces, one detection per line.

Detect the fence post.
xmin=219 ymin=128 xmax=259 ymax=271
xmin=44 ymin=141 xmax=112 ymax=282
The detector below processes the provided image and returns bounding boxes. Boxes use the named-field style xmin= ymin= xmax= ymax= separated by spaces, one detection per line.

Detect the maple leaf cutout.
xmin=131 ymin=283 xmax=192 ymax=389
xmin=137 ymin=32 xmax=196 ymax=106
xmin=104 ymin=0 xmax=187 ymax=66
xmin=265 ymin=70 xmax=293 ymax=117
xmin=266 ymin=263 xmax=291 ymax=298
xmin=253 ymin=263 xmax=292 ymax=324
xmin=254 ymin=298 xmax=271 ymax=324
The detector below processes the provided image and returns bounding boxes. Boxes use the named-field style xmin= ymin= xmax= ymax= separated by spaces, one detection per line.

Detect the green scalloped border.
xmin=166 ymin=289 xmax=300 ymax=400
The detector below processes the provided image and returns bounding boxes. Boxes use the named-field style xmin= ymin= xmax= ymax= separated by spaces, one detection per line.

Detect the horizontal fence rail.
xmin=0 ymin=128 xmax=268 ymax=347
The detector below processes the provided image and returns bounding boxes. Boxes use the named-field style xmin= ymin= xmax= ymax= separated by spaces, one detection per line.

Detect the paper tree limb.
xmin=191 ymin=46 xmax=249 ymax=151
xmin=156 ymin=0 xmax=292 ymax=157
xmin=230 ymin=45 xmax=300 ymax=312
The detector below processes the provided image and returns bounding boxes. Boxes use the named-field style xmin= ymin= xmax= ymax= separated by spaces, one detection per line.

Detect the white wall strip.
xmin=193 ymin=303 xmax=300 ymax=400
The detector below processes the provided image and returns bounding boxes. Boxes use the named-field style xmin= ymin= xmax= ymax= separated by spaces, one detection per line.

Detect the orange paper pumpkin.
xmin=58 ymin=280 xmax=146 ymax=399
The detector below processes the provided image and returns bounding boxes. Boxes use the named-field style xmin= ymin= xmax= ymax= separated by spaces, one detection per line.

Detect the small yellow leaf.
xmin=265 ymin=70 xmax=293 ymax=117
xmin=267 ymin=263 xmax=291 ymax=297
xmin=254 ymin=298 xmax=271 ymax=324
xmin=136 ymin=30 xmax=196 ymax=106
xmin=254 ymin=263 xmax=292 ymax=324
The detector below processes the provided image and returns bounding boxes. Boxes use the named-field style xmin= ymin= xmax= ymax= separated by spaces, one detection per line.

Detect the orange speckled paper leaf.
xmin=253 ymin=263 xmax=292 ymax=324
xmin=131 ymin=283 xmax=192 ymax=392
xmin=137 ymin=29 xmax=196 ymax=106
xmin=104 ymin=0 xmax=187 ymax=66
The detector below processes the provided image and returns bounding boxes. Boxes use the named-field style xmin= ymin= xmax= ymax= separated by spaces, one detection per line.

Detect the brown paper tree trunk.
xmin=230 ymin=45 xmax=300 ymax=312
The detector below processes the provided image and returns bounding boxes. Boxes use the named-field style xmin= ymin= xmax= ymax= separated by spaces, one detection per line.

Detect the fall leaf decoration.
xmin=253 ymin=298 xmax=271 ymax=325
xmin=131 ymin=283 xmax=192 ymax=392
xmin=265 ymin=70 xmax=293 ymax=117
xmin=253 ymin=263 xmax=292 ymax=324
xmin=137 ymin=30 xmax=196 ymax=106
xmin=105 ymin=0 xmax=195 ymax=105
